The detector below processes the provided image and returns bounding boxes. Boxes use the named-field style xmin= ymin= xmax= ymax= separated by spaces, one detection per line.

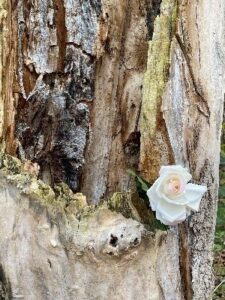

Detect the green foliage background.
xmin=213 ymin=124 xmax=225 ymax=299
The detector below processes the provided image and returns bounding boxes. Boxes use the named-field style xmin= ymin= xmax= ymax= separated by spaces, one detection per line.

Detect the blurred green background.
xmin=213 ymin=123 xmax=225 ymax=299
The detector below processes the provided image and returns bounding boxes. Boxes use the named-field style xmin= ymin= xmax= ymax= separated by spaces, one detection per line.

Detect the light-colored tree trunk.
xmin=0 ymin=0 xmax=224 ymax=299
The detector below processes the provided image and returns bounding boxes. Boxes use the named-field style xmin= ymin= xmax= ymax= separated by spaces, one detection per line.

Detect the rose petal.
xmin=147 ymin=184 xmax=161 ymax=211
xmin=147 ymin=165 xmax=207 ymax=226
xmin=155 ymin=173 xmax=184 ymax=199
xmin=185 ymin=183 xmax=207 ymax=211
xmin=156 ymin=209 xmax=185 ymax=226
xmin=156 ymin=210 xmax=171 ymax=225
xmin=157 ymin=199 xmax=187 ymax=223
xmin=159 ymin=165 xmax=192 ymax=183
xmin=186 ymin=200 xmax=201 ymax=211
xmin=161 ymin=193 xmax=189 ymax=206
xmin=154 ymin=176 xmax=167 ymax=198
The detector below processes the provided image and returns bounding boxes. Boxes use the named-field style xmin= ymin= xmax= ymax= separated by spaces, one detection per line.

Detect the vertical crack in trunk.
xmin=179 ymin=223 xmax=193 ymax=300
xmin=140 ymin=1 xmax=195 ymax=298
xmin=0 ymin=0 xmax=223 ymax=298
xmin=162 ymin=0 xmax=225 ymax=297
xmin=54 ymin=0 xmax=66 ymax=71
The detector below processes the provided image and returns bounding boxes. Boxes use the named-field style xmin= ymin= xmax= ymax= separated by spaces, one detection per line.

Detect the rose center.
xmin=164 ymin=176 xmax=185 ymax=197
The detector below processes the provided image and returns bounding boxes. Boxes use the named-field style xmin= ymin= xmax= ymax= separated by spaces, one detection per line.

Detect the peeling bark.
xmin=13 ymin=0 xmax=150 ymax=203
xmin=15 ymin=0 xmax=100 ymax=192
xmin=81 ymin=0 xmax=150 ymax=203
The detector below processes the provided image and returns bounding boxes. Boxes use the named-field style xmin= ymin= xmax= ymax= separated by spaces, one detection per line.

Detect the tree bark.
xmin=0 ymin=0 xmax=224 ymax=299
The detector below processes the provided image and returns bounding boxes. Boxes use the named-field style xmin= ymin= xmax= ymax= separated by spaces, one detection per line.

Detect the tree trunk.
xmin=0 ymin=0 xmax=224 ymax=299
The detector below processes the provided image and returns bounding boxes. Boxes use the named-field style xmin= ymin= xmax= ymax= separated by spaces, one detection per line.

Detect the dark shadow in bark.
xmin=146 ymin=0 xmax=162 ymax=39
xmin=0 ymin=264 xmax=12 ymax=300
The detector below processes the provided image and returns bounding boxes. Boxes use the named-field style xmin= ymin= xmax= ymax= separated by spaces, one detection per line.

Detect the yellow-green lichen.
xmin=140 ymin=0 xmax=177 ymax=138
xmin=139 ymin=0 xmax=178 ymax=182
xmin=0 ymin=153 xmax=155 ymax=228
xmin=107 ymin=191 xmax=154 ymax=226
xmin=0 ymin=152 xmax=78 ymax=210
xmin=55 ymin=183 xmax=86 ymax=206
xmin=2 ymin=155 xmax=22 ymax=173
xmin=24 ymin=179 xmax=56 ymax=204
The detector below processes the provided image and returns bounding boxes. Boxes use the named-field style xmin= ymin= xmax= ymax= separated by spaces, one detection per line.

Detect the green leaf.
xmin=152 ymin=218 xmax=169 ymax=231
xmin=127 ymin=169 xmax=150 ymax=192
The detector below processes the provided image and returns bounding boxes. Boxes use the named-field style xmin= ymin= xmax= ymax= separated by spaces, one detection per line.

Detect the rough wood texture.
xmin=15 ymin=0 xmax=100 ymax=193
xmin=140 ymin=0 xmax=225 ymax=298
xmin=0 ymin=155 xmax=183 ymax=300
xmin=0 ymin=0 xmax=224 ymax=299
xmin=14 ymin=0 xmax=151 ymax=204
xmin=0 ymin=0 xmax=7 ymax=141
xmin=81 ymin=0 xmax=149 ymax=203
xmin=0 ymin=0 xmax=17 ymax=155
xmin=139 ymin=0 xmax=176 ymax=182
xmin=162 ymin=1 xmax=225 ymax=299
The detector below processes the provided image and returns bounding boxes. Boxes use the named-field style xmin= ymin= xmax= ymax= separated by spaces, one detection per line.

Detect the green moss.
xmin=0 ymin=153 xmax=70 ymax=209
xmin=0 ymin=2 xmax=7 ymax=20
xmin=0 ymin=153 xmax=77 ymax=210
xmin=6 ymin=173 xmax=32 ymax=189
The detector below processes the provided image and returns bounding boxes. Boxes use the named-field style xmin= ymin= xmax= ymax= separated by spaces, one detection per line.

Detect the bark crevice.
xmin=54 ymin=0 xmax=67 ymax=71
xmin=146 ymin=0 xmax=162 ymax=39
xmin=0 ymin=264 xmax=12 ymax=300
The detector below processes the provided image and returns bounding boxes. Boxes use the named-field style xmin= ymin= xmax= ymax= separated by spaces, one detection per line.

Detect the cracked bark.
xmin=0 ymin=0 xmax=224 ymax=299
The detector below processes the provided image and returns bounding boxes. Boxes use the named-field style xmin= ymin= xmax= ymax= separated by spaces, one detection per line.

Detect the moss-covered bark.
xmin=0 ymin=152 xmax=153 ymax=228
xmin=139 ymin=0 xmax=177 ymax=182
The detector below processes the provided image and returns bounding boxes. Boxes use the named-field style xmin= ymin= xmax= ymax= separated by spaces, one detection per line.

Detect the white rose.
xmin=147 ymin=165 xmax=207 ymax=226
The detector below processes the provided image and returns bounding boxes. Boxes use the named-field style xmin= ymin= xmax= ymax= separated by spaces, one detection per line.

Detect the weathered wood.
xmin=139 ymin=0 xmax=176 ymax=182
xmin=141 ymin=1 xmax=224 ymax=299
xmin=15 ymin=0 xmax=100 ymax=193
xmin=0 ymin=0 xmax=17 ymax=155
xmin=139 ymin=0 xmax=225 ymax=299
xmin=81 ymin=0 xmax=150 ymax=203
xmin=13 ymin=0 xmax=150 ymax=204
xmin=162 ymin=1 xmax=225 ymax=298
xmin=0 ymin=154 xmax=183 ymax=300
xmin=0 ymin=0 xmax=224 ymax=299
